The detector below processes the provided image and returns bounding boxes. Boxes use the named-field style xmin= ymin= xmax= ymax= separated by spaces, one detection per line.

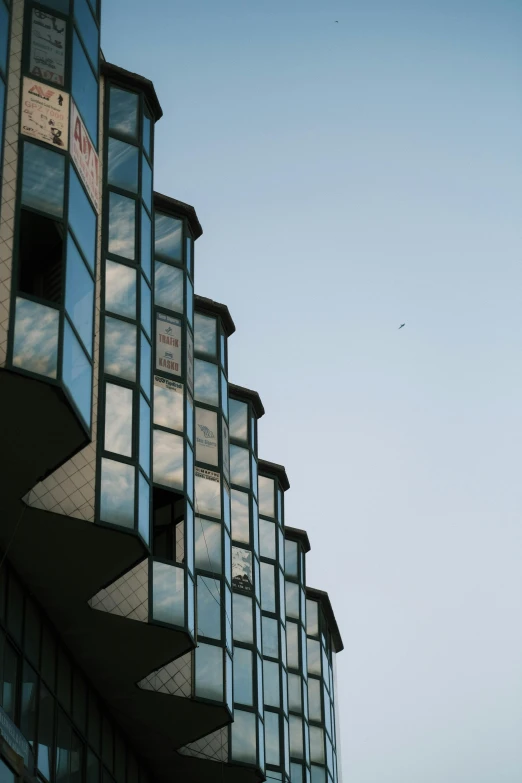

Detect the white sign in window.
xmin=196 ymin=407 xmax=218 ymax=467
xmin=21 ymin=77 xmax=69 ymax=149
xmin=29 ymin=9 xmax=66 ymax=86
xmin=156 ymin=313 xmax=182 ymax=377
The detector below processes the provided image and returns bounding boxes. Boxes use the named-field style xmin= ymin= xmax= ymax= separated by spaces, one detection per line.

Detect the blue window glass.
xmin=100 ymin=458 xmax=134 ymax=528
xmin=104 ymin=382 xmax=132 ymax=457
xmin=233 ymin=647 xmax=253 ymax=706
xmin=104 ymin=316 xmax=136 ymax=381
xmin=143 ymin=113 xmax=151 ymax=157
xmin=138 ymin=473 xmax=150 ymax=545
xmin=63 ymin=319 xmax=92 ymax=427
xmin=194 ymin=313 xmax=216 ymax=358
xmin=194 ymin=359 xmax=218 ymax=407
xmin=185 ymin=502 xmax=194 ymax=574
xmin=142 ymin=155 xmax=152 ymax=213
xmin=265 ymin=712 xmax=280 ymax=767
xmin=69 ymin=167 xmax=96 ymax=270
xmin=141 ymin=206 xmax=151 ymax=281
xmin=187 ymin=277 xmax=193 ymax=326
xmin=74 ymin=0 xmax=98 ymax=71
xmin=72 ymin=32 xmax=98 ymax=145
xmin=154 ymin=213 xmax=182 ymax=261
xmin=0 ymin=1 xmax=8 ymax=76
xmin=154 ymin=261 xmax=183 ymax=313
xmin=195 ymin=643 xmax=223 ymax=701
xmin=186 ymin=444 xmax=194 ymax=501
xmin=109 ymin=192 xmax=135 ymax=260
xmin=141 ymin=275 xmax=151 ymax=338
xmin=187 ymin=574 xmax=195 ymax=637
xmin=152 ymin=562 xmax=184 ymax=626
xmin=35 ymin=0 xmax=69 ymax=13
xmin=109 ymin=86 xmax=138 ymax=140
xmin=107 ymin=138 xmax=138 ymax=193
xmin=22 ymin=143 xmax=64 ymax=218
xmin=139 ymin=394 xmax=150 ymax=477
xmin=197 ymin=576 xmax=221 ymax=640
xmin=105 ymin=259 xmax=136 ymax=319
xmin=12 ymin=297 xmax=59 ymax=378
xmin=140 ymin=331 xmax=151 ymax=398
xmin=231 ymin=710 xmax=256 ymax=764
xmin=65 ymin=234 xmax=94 ymax=355
xmin=185 ymin=235 xmax=192 ymax=276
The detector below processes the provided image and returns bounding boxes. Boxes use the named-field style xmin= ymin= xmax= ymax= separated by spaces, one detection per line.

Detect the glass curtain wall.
xmin=228 ymin=390 xmax=264 ymax=772
xmin=148 ymin=198 xmax=195 ymax=637
xmin=192 ymin=304 xmax=233 ymax=708
xmin=306 ymin=599 xmax=339 ymax=783
xmin=285 ymin=534 xmax=311 ymax=782
xmin=259 ymin=468 xmax=291 ymax=783
xmin=10 ymin=0 xmax=101 ymax=429
xmin=97 ymin=81 xmax=154 ymax=554
xmin=0 ymin=560 xmax=154 ymax=783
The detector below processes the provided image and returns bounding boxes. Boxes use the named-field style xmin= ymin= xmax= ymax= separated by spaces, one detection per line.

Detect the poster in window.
xmin=195 ymin=407 xmax=218 ymax=467
xmin=70 ymin=101 xmax=100 ymax=213
xmin=156 ymin=313 xmax=182 ymax=377
xmin=21 ymin=77 xmax=69 ymax=149
xmin=29 ymin=9 xmax=66 ymax=86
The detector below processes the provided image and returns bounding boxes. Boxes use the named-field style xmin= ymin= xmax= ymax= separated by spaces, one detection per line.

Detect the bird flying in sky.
xmin=398 ymin=323 xmax=405 ymax=329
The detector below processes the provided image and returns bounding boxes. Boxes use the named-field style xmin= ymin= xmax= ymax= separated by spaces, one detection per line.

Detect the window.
xmin=65 ymin=234 xmax=94 ymax=355
xmin=108 ymin=138 xmax=138 ymax=193
xmin=69 ymin=168 xmax=96 ymax=271
xmin=109 ymin=86 xmax=138 ymax=140
xmin=72 ymin=31 xmax=98 ymax=144
xmin=22 ymin=142 xmax=64 ymax=217
xmin=108 ymin=192 xmax=135 ymax=260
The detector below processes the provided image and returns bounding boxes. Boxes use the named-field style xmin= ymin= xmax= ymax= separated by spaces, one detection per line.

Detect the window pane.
xmin=232 ymin=547 xmax=252 ymax=593
xmin=306 ymin=599 xmax=319 ymax=637
xmin=230 ymin=445 xmax=249 ymax=488
xmin=142 ymin=155 xmax=152 ymax=213
xmin=2 ymin=640 xmax=19 ymax=720
xmin=104 ymin=316 xmax=136 ymax=381
xmin=13 ymin=297 xmax=59 ymax=378
xmin=141 ymin=275 xmax=151 ymax=337
xmin=38 ymin=685 xmax=55 ymax=779
xmin=197 ymin=576 xmax=221 ymax=640
xmin=194 ymin=517 xmax=221 ymax=573
xmin=35 ymin=0 xmax=69 ymax=13
xmin=285 ymin=539 xmax=298 ymax=579
xmin=154 ymin=213 xmax=182 ymax=261
xmin=72 ymin=32 xmax=98 ymax=144
xmin=138 ymin=473 xmax=150 ymax=545
xmin=258 ymin=475 xmax=275 ymax=518
xmin=139 ymin=394 xmax=151 ymax=476
xmin=186 ymin=235 xmax=192 ymax=274
xmin=307 ymin=639 xmax=321 ymax=677
xmin=262 ymin=616 xmax=279 ymax=659
xmin=195 ymin=643 xmax=223 ymax=701
xmin=20 ymin=662 xmax=38 ymax=752
xmin=286 ymin=581 xmax=299 ymax=620
xmin=109 ymin=87 xmax=138 ymax=139
xmin=63 ymin=320 xmax=92 ymax=427
xmin=231 ymin=489 xmax=249 ymax=544
xmin=231 ymin=710 xmax=256 ymax=763
xmin=153 ymin=376 xmax=183 ymax=431
xmin=260 ymin=562 xmax=276 ymax=613
xmin=100 ymin=458 xmax=134 ymax=527
xmin=75 ymin=0 xmax=98 ymax=69
xmin=289 ymin=715 xmax=303 ymax=759
xmin=194 ymin=313 xmax=216 ymax=358
xmin=288 ymin=673 xmax=302 ymax=712
xmin=109 ymin=192 xmax=135 ymax=259
xmin=287 ymin=622 xmax=299 ymax=670
xmin=141 ymin=206 xmax=151 ymax=281
xmin=308 ymin=678 xmax=322 ymax=722
xmin=263 ymin=659 xmax=280 ymax=707
xmin=194 ymin=359 xmax=218 ymax=406
xmin=69 ymin=167 xmax=96 ymax=270
xmin=265 ymin=711 xmax=280 ymax=766
xmin=310 ymin=727 xmax=325 ymax=764
xmin=143 ymin=114 xmax=151 ymax=157
xmin=233 ymin=647 xmax=253 ymax=706
xmin=105 ymin=259 xmax=136 ymax=318
xmin=140 ymin=331 xmax=151 ymax=398
xmin=153 ymin=430 xmax=183 ymax=489
xmin=108 ymin=138 xmax=138 ymax=193
xmin=194 ymin=467 xmax=220 ymax=518
xmin=22 ymin=142 xmax=64 ymax=217
xmin=152 ymin=561 xmax=184 ymax=626
xmin=66 ymin=234 xmax=94 ymax=355
xmin=233 ymin=593 xmax=252 ymax=644
xmin=195 ymin=406 xmax=218 ymax=466
xmin=260 ymin=519 xmax=276 ymax=560
xmin=229 ymin=400 xmax=248 ymax=445
xmin=154 ymin=261 xmax=183 ymax=313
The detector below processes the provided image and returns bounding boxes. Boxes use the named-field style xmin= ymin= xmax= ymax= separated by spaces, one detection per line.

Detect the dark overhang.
xmin=153 ymin=192 xmax=203 ymax=240
xmin=284 ymin=526 xmax=310 ymax=553
xmin=306 ymin=587 xmax=344 ymax=653
xmin=258 ymin=459 xmax=290 ymax=492
xmin=195 ymin=295 xmax=235 ymax=337
xmin=102 ymin=62 xmax=162 ymax=122
xmin=228 ymin=384 xmax=265 ymax=419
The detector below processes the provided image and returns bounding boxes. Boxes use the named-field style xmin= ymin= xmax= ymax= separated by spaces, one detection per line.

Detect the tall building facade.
xmin=0 ymin=2 xmax=343 ymax=783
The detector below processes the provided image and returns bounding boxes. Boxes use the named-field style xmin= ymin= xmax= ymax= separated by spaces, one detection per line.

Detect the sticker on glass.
xmin=156 ymin=313 xmax=182 ymax=377
xmin=21 ymin=77 xmax=69 ymax=149
xmin=195 ymin=407 xmax=218 ymax=467
xmin=70 ymin=100 xmax=100 ymax=212
xmin=30 ymin=9 xmax=66 ymax=86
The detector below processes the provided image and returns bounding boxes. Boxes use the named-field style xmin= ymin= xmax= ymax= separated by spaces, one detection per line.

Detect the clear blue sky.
xmin=102 ymin=2 xmax=522 ymax=780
